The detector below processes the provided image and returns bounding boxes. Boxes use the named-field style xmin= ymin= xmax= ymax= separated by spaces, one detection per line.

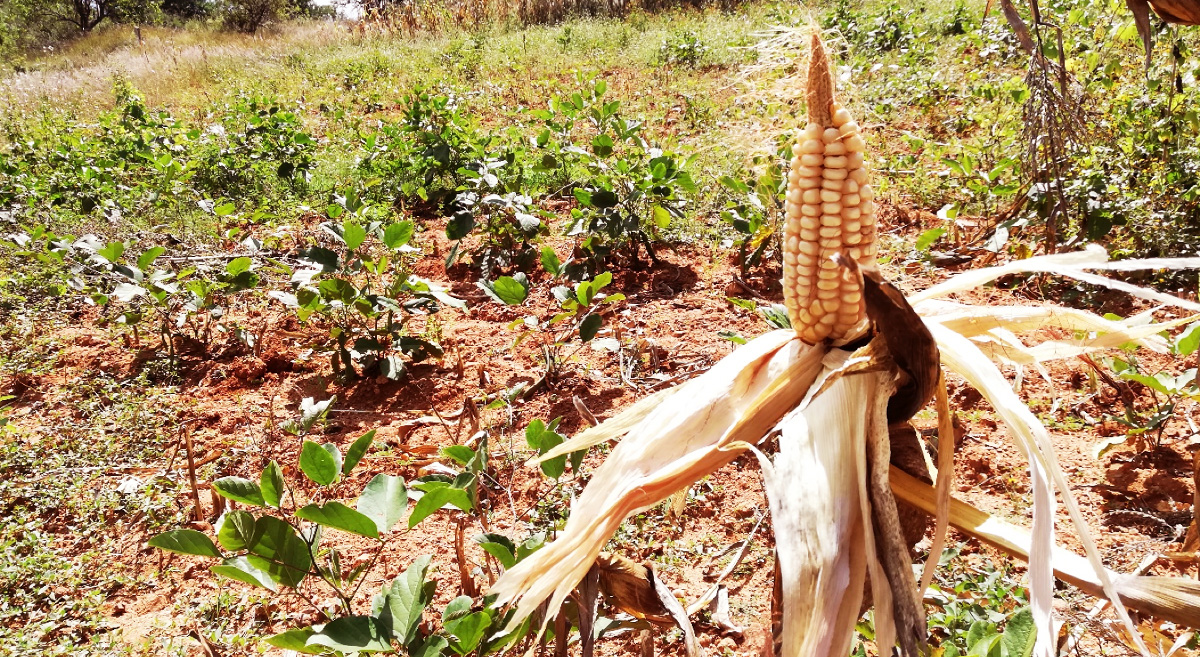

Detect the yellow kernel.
xmin=824 ymin=155 xmax=848 ymax=169
xmin=849 ymin=169 xmax=868 ymax=184
xmin=832 ymin=108 xmax=853 ymax=127
xmin=800 ymin=228 xmax=818 ymax=241
xmin=820 ymin=214 xmax=841 ymax=227
xmin=803 ymin=189 xmax=823 ymax=204
xmin=838 ymin=121 xmax=859 ymax=136
xmin=798 ymin=177 xmax=820 ymax=189
xmin=843 ymin=290 xmax=862 ymax=304
xmin=801 ymin=203 xmax=821 ymax=217
xmin=819 ymin=189 xmax=840 ymax=203
xmin=800 ymin=153 xmax=823 ymax=167
xmin=819 ymin=226 xmax=841 ymax=238
xmin=823 ymin=168 xmax=848 ymax=181
xmin=846 ymin=134 xmax=866 ymax=151
xmin=860 ymin=185 xmax=875 ymax=202
xmin=799 ymin=139 xmax=824 ymax=154
xmin=848 ymin=152 xmax=865 ymax=168
xmin=843 ymin=193 xmax=861 ymax=207
xmin=824 ymin=142 xmax=847 ymax=156
xmin=804 ymin=123 xmax=824 ymax=141
xmin=822 ymin=127 xmax=841 ymax=144
xmin=797 ymin=165 xmax=821 ymax=178
xmin=822 ymin=178 xmax=844 ymax=192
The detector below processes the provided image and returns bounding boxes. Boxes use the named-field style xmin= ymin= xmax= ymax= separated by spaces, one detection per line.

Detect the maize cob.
xmin=783 ymin=31 xmax=877 ymax=344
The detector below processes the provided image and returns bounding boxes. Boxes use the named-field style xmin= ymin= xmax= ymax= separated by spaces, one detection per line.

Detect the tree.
xmin=44 ymin=0 xmax=116 ymax=32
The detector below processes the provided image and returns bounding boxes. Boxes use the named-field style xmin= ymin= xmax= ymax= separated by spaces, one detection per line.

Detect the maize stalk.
xmin=489 ymin=26 xmax=1200 ymax=657
xmin=783 ymin=31 xmax=876 ymax=345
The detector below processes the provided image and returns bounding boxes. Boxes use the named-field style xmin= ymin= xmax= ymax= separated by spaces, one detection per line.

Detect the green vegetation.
xmin=3 ymin=0 xmax=1200 ymax=654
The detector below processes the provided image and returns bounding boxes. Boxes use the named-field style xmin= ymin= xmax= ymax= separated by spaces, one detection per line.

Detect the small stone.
xmin=717 ymin=637 xmax=737 ymax=651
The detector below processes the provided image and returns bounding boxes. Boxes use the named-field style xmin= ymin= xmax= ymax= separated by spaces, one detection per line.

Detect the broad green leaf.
xmin=212 ymin=556 xmax=278 ymax=592
xmin=359 ymin=474 xmax=408 ymax=533
xmin=383 ymin=222 xmax=414 ymax=250
xmin=652 ymin=205 xmax=671 ymax=229
xmin=411 ymin=635 xmax=449 ymax=657
xmin=379 ymin=555 xmax=433 ymax=644
xmin=300 ymin=440 xmax=338 ymax=486
xmin=225 ymin=257 xmax=252 ymax=277
xmin=296 ymin=502 xmax=379 ymax=539
xmin=148 ymin=529 xmax=222 ymax=558
xmin=216 ymin=510 xmax=256 ymax=551
xmin=579 ymin=313 xmax=603 ymax=342
xmin=343 ymin=430 xmax=375 ymax=474
xmin=213 ymin=476 xmax=266 ymax=507
xmin=489 ymin=275 xmax=529 ymax=306
xmin=98 ymin=241 xmax=124 ymax=263
xmin=540 ymin=246 xmax=562 ymax=276
xmin=342 ymin=222 xmax=367 ymax=250
xmin=213 ymin=202 xmax=236 ymax=217
xmin=137 ymin=246 xmax=165 ymax=270
xmin=260 ymin=460 xmax=285 ymax=509
xmin=916 ymin=227 xmax=947 ymax=251
xmin=322 ymin=442 xmax=344 ymax=476
xmin=1001 ymin=607 xmax=1036 ymax=657
xmin=441 ymin=445 xmax=475 ymax=466
xmin=247 ymin=516 xmax=312 ymax=588
xmin=525 ymin=419 xmax=567 ymax=478
xmin=264 ymin=627 xmax=322 ymax=653
xmin=408 ymin=484 xmax=472 ymax=528
xmin=443 ymin=597 xmax=491 ymax=654
xmin=475 ymin=533 xmax=517 ymax=569
xmin=1176 ymin=322 xmax=1200 ymax=356
xmin=307 ymin=616 xmax=393 ymax=653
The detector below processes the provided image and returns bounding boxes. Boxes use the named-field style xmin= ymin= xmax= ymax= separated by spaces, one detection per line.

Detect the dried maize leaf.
xmin=890 ymin=467 xmax=1200 ymax=628
xmin=492 ymin=330 xmax=825 ymax=631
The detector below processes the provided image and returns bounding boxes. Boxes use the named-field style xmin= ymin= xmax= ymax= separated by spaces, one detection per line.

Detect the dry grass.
xmin=0 ymin=22 xmax=351 ymax=113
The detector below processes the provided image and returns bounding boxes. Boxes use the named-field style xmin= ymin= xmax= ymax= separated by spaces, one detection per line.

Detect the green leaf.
xmin=915 ymin=227 xmax=946 ymax=252
xmin=225 ymin=257 xmax=252 ymax=277
xmin=540 ymin=246 xmax=562 ymax=276
xmin=1001 ymin=607 xmax=1036 ymax=657
xmin=260 ymin=461 xmax=285 ymax=509
xmin=98 ymin=241 xmax=124 ymax=263
xmin=212 ymin=556 xmax=279 ymax=592
xmin=137 ymin=246 xmax=165 ymax=270
xmin=357 ymin=474 xmax=408 ymax=534
xmin=318 ymin=278 xmax=358 ymax=305
xmin=247 ymin=516 xmax=311 ymax=588
xmin=408 ymin=484 xmax=472 ymax=528
xmin=342 ymin=222 xmax=368 ymax=250
xmin=443 ymin=597 xmax=491 ymax=654
xmin=525 ymin=419 xmax=567 ymax=478
xmin=344 ymin=430 xmax=376 ymax=474
xmin=300 ymin=440 xmax=338 ymax=486
xmin=297 ymin=502 xmax=379 ymax=539
xmin=216 ymin=510 xmax=257 ymax=551
xmin=441 ymin=445 xmax=475 ymax=466
xmin=213 ymin=477 xmax=266 ymax=507
xmin=1176 ymin=322 xmax=1200 ymax=356
xmin=652 ymin=204 xmax=671 ymax=229
xmin=383 ymin=222 xmax=415 ymax=250
xmin=307 ymin=616 xmax=394 ymax=653
xmin=579 ymin=313 xmax=603 ymax=342
xmin=411 ymin=635 xmax=449 ymax=657
xmin=264 ymin=627 xmax=323 ymax=653
xmin=475 ymin=533 xmax=517 ymax=569
xmin=213 ymin=202 xmax=237 ymax=217
xmin=148 ymin=529 xmax=222 ymax=558
xmin=484 ymin=275 xmax=529 ymax=306
xmin=323 ymin=442 xmax=344 ymax=476
xmin=378 ymin=555 xmax=433 ymax=644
